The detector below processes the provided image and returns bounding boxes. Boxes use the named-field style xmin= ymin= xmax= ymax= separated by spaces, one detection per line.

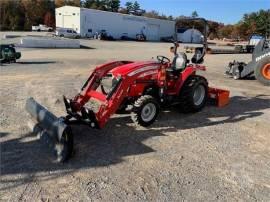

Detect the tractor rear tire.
xmin=179 ymin=75 xmax=208 ymax=113
xmin=254 ymin=56 xmax=270 ymax=86
xmin=131 ymin=95 xmax=159 ymax=127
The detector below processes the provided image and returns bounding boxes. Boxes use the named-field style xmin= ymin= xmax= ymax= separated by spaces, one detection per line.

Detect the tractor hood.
xmin=110 ymin=61 xmax=160 ymax=77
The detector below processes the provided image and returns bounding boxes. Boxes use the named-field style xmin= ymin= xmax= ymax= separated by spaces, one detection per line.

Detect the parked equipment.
xmin=26 ymin=18 xmax=229 ymax=162
xmin=120 ymin=33 xmax=147 ymax=41
xmin=32 ymin=24 xmax=53 ymax=32
xmin=234 ymin=34 xmax=264 ymax=54
xmin=136 ymin=33 xmax=146 ymax=41
xmin=160 ymin=36 xmax=174 ymax=42
xmin=94 ymin=30 xmax=114 ymax=41
xmin=208 ymin=34 xmax=265 ymax=54
xmin=120 ymin=33 xmax=135 ymax=41
xmin=225 ymin=37 xmax=270 ymax=86
xmin=56 ymin=28 xmax=80 ymax=39
xmin=0 ymin=44 xmax=21 ymax=63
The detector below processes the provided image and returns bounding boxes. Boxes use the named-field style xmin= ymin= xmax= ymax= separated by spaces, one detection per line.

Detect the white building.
xmin=55 ymin=6 xmax=175 ymax=41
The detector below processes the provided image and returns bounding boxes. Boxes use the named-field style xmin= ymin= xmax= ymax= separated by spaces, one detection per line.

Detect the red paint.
xmin=69 ymin=59 xmax=222 ymax=128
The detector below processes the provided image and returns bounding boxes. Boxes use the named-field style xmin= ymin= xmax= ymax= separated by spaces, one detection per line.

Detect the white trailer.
xmin=177 ymin=28 xmax=203 ymax=43
xmin=56 ymin=6 xmax=175 ymax=41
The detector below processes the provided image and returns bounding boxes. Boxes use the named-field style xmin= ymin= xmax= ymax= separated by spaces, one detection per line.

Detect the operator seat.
xmin=191 ymin=47 xmax=205 ymax=64
xmin=167 ymin=52 xmax=188 ymax=78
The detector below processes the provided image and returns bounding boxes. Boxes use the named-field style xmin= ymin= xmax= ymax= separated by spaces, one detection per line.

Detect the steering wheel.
xmin=157 ymin=55 xmax=170 ymax=64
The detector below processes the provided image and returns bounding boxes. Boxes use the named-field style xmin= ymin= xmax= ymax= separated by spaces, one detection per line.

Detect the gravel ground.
xmin=1 ymin=34 xmax=270 ymax=201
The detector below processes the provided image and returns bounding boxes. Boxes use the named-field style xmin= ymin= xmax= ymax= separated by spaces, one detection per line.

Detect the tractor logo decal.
xmin=256 ymin=52 xmax=270 ymax=62
xmin=128 ymin=66 xmax=158 ymax=77
xmin=138 ymin=70 xmax=158 ymax=78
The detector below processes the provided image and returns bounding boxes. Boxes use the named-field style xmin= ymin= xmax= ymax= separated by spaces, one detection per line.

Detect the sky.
xmin=121 ymin=0 xmax=270 ymax=24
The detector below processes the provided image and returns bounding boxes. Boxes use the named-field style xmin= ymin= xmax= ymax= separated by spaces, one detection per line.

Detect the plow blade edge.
xmin=25 ymin=97 xmax=73 ymax=162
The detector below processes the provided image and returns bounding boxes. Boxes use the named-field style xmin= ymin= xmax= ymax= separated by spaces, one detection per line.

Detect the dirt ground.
xmin=1 ymin=35 xmax=270 ymax=201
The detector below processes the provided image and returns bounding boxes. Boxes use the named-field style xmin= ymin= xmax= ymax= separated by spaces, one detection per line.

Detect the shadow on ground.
xmin=80 ymin=45 xmax=95 ymax=49
xmin=241 ymin=76 xmax=257 ymax=81
xmin=17 ymin=61 xmax=57 ymax=65
xmin=0 ymin=132 xmax=9 ymax=138
xmin=1 ymin=95 xmax=269 ymax=190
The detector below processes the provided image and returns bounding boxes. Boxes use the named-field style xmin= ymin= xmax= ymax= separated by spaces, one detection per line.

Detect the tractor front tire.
xmin=179 ymin=75 xmax=208 ymax=113
xmin=254 ymin=56 xmax=270 ymax=86
xmin=132 ymin=95 xmax=159 ymax=127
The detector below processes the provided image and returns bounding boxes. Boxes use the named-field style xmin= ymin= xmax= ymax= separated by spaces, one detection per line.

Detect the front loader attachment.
xmin=25 ymin=98 xmax=73 ymax=162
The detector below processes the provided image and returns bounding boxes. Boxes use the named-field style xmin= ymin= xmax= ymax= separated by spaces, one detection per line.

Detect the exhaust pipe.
xmin=25 ymin=97 xmax=73 ymax=162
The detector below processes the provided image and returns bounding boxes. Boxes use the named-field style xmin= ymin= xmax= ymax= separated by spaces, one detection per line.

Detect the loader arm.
xmin=72 ymin=61 xmax=132 ymax=110
xmin=65 ymin=62 xmax=162 ymax=128
xmin=95 ymin=62 xmax=163 ymax=128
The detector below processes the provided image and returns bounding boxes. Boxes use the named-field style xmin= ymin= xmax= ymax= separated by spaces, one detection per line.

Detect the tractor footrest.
xmin=208 ymin=87 xmax=230 ymax=107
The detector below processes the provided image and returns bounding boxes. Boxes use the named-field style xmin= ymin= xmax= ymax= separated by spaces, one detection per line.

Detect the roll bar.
xmin=174 ymin=17 xmax=208 ymax=63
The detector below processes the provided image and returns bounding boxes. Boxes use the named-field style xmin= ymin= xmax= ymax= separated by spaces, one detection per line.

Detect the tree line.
xmin=218 ymin=9 xmax=270 ymax=40
xmin=0 ymin=0 xmax=269 ymax=39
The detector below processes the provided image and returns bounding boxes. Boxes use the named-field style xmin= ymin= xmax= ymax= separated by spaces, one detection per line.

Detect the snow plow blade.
xmin=25 ymin=97 xmax=73 ymax=162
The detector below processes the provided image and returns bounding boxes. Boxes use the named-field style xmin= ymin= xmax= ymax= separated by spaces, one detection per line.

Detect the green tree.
xmin=168 ymin=15 xmax=174 ymax=21
xmin=133 ymin=1 xmax=140 ymax=11
xmin=143 ymin=10 xmax=169 ymax=20
xmin=244 ymin=9 xmax=270 ymax=37
xmin=125 ymin=1 xmax=133 ymax=13
xmin=219 ymin=9 xmax=270 ymax=40
xmin=83 ymin=0 xmax=107 ymax=10
xmin=83 ymin=0 xmax=96 ymax=8
xmin=191 ymin=11 xmax=198 ymax=18
xmin=105 ymin=0 xmax=120 ymax=12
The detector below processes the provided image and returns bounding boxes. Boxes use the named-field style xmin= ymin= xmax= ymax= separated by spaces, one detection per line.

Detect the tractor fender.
xmin=179 ymin=74 xmax=208 ymax=94
xmin=175 ymin=66 xmax=198 ymax=93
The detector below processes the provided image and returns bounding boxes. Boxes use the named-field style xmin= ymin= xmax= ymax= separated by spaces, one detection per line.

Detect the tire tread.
xmin=178 ymin=75 xmax=208 ymax=113
xmin=131 ymin=95 xmax=159 ymax=127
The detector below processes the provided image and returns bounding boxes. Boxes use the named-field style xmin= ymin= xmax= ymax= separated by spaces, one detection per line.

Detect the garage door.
xmin=147 ymin=24 xmax=160 ymax=41
xmin=63 ymin=15 xmax=73 ymax=29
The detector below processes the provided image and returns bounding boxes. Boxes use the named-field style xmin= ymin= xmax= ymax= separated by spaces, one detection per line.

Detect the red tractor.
xmin=65 ymin=43 xmax=208 ymax=128
xmin=26 ymin=19 xmax=229 ymax=162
